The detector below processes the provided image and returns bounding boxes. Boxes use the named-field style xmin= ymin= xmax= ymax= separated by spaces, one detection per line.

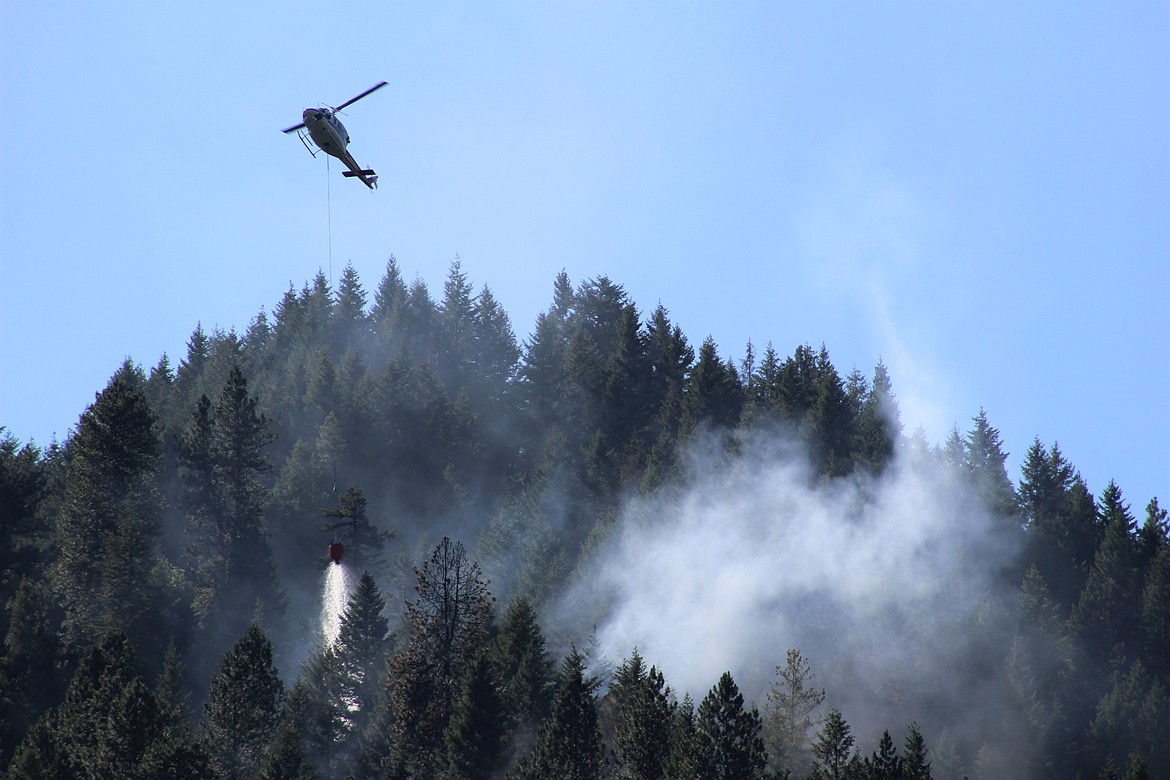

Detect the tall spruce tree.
xmin=203 ymin=623 xmax=285 ymax=780
xmin=256 ymin=682 xmax=317 ymax=780
xmin=495 ymin=596 xmax=554 ymax=742
xmin=608 ymin=649 xmax=673 ymax=780
xmin=1075 ymin=482 xmax=1142 ymax=662
xmin=510 ymin=648 xmax=603 ymax=780
xmin=51 ymin=368 xmax=167 ymax=657
xmin=332 ymin=571 xmax=391 ymax=754
xmin=0 ymin=577 xmax=63 ymax=766
xmin=443 ymin=649 xmax=510 ymax=780
xmin=182 ymin=365 xmax=284 ymax=656
xmin=21 ymin=631 xmax=174 ymax=779
xmin=809 ymin=708 xmax=857 ymax=780
xmin=902 ymin=722 xmax=932 ymax=780
xmin=694 ymin=671 xmax=767 ymax=780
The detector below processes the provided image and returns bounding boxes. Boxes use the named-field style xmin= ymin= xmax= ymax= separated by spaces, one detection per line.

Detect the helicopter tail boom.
xmin=342 ymin=168 xmax=378 ymax=189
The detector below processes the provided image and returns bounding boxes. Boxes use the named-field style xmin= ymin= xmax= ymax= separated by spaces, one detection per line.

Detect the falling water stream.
xmin=321 ymin=563 xmax=353 ymax=645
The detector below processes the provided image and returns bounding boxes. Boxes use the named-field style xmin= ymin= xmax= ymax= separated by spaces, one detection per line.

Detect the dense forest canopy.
xmin=1 ymin=259 xmax=1166 ymax=779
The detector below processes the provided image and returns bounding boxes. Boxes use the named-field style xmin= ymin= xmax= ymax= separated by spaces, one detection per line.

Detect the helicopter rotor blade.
xmin=282 ymin=121 xmax=306 ymax=134
xmin=333 ymin=81 xmax=388 ymax=112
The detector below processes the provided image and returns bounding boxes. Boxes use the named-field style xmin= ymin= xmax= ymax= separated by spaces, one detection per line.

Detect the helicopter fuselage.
xmin=301 ymin=108 xmax=377 ymax=189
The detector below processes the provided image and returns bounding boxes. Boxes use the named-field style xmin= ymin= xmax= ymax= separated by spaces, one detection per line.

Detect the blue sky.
xmin=2 ymin=2 xmax=1167 ymax=510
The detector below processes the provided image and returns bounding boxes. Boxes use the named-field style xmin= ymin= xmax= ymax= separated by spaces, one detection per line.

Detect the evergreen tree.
xmin=765 ymin=648 xmax=825 ymax=779
xmin=510 ymin=649 xmax=603 ymax=780
xmin=1141 ymin=544 xmax=1170 ymax=676
xmin=608 ymin=649 xmax=673 ymax=780
xmin=519 ymin=274 xmax=573 ymax=425
xmin=694 ymin=671 xmax=768 ymax=780
xmin=866 ymin=729 xmax=903 ymax=779
xmin=438 ymin=257 xmax=479 ymax=391
xmin=175 ymin=323 xmax=211 ymax=410
xmin=385 ymin=537 xmax=495 ymax=778
xmin=902 ymin=723 xmax=932 ymax=780
xmin=1088 ymin=659 xmax=1169 ymax=776
xmin=186 ymin=365 xmax=284 ymax=653
xmin=684 ymin=337 xmax=743 ymax=433
xmin=333 ymin=572 xmax=391 ymax=747
xmin=810 ymin=708 xmax=856 ymax=780
xmin=0 ymin=434 xmax=47 ymax=608
xmin=1019 ymin=439 xmax=1100 ymax=611
xmin=6 ymin=714 xmax=75 ymax=780
xmin=963 ymin=409 xmax=1019 ymax=524
xmin=334 ymin=261 xmax=369 ymax=356
xmin=1075 ymin=482 xmax=1142 ymax=662
xmin=298 ymin=648 xmax=348 ymax=778
xmin=495 ymin=596 xmax=554 ymax=741
xmin=51 ymin=370 xmax=167 ymax=657
xmin=444 ymin=649 xmax=510 ymax=780
xmin=320 ymin=488 xmax=389 ymax=577
xmin=472 ymin=283 xmax=521 ymax=408
xmin=370 ymin=255 xmax=408 ymax=360
xmin=852 ymin=360 xmax=901 ymax=474
xmin=258 ymin=682 xmax=317 ymax=780
xmin=0 ymin=577 xmax=63 ymax=765
xmin=662 ymin=694 xmax=700 ymax=780
xmin=203 ymin=623 xmax=285 ymax=780
xmin=32 ymin=631 xmax=173 ymax=779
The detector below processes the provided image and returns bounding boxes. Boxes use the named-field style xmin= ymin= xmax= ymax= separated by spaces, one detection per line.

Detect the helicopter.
xmin=282 ymin=81 xmax=387 ymax=190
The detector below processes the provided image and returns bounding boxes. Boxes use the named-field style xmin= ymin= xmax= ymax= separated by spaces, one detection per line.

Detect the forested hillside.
xmin=1 ymin=259 xmax=1166 ymax=779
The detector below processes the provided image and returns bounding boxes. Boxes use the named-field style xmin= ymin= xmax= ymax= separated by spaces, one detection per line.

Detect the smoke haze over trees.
xmin=1 ymin=260 xmax=1166 ymax=778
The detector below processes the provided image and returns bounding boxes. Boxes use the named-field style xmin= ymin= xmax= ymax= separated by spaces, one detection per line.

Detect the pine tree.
xmin=298 ymin=648 xmax=348 ymax=777
xmin=1075 ymin=482 xmax=1142 ymax=662
xmin=472 ymin=283 xmax=521 ymax=409
xmin=1088 ymin=659 xmax=1170 ymax=776
xmin=662 ymin=694 xmax=700 ymax=780
xmin=257 ymin=682 xmax=317 ymax=780
xmin=1141 ymin=544 xmax=1170 ymax=676
xmin=6 ymin=714 xmax=75 ymax=779
xmin=495 ymin=596 xmax=554 ymax=737
xmin=694 ymin=671 xmax=768 ymax=780
xmin=810 ymin=708 xmax=855 ymax=780
xmin=370 ymin=255 xmax=408 ymax=360
xmin=438 ymin=257 xmax=479 ymax=391
xmin=684 ymin=337 xmax=743 ymax=433
xmin=510 ymin=649 xmax=603 ymax=780
xmin=444 ymin=649 xmax=510 ymax=780
xmin=963 ymin=409 xmax=1019 ymax=524
xmin=333 ymin=572 xmax=391 ymax=744
xmin=32 ymin=631 xmax=174 ymax=779
xmin=334 ymin=261 xmax=369 ymax=356
xmin=203 ymin=623 xmax=285 ymax=780
xmin=385 ymin=537 xmax=495 ymax=778
xmin=199 ymin=365 xmax=284 ymax=649
xmin=0 ymin=434 xmax=47 ymax=607
xmin=1019 ymin=439 xmax=1100 ymax=611
xmin=866 ymin=729 xmax=903 ymax=779
xmin=902 ymin=722 xmax=932 ymax=780
xmin=852 ymin=360 xmax=901 ymax=474
xmin=765 ymin=648 xmax=825 ymax=779
xmin=51 ymin=370 xmax=166 ymax=657
xmin=0 ymin=577 xmax=63 ymax=765
xmin=608 ymin=649 xmax=673 ymax=780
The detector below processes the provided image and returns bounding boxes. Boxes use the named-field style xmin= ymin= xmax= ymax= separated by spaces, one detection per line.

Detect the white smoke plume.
xmin=557 ymin=426 xmax=1020 ymax=745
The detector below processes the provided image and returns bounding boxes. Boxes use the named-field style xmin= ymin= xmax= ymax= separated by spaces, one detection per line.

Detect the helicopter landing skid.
xmin=297 ymin=130 xmax=318 ymax=157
